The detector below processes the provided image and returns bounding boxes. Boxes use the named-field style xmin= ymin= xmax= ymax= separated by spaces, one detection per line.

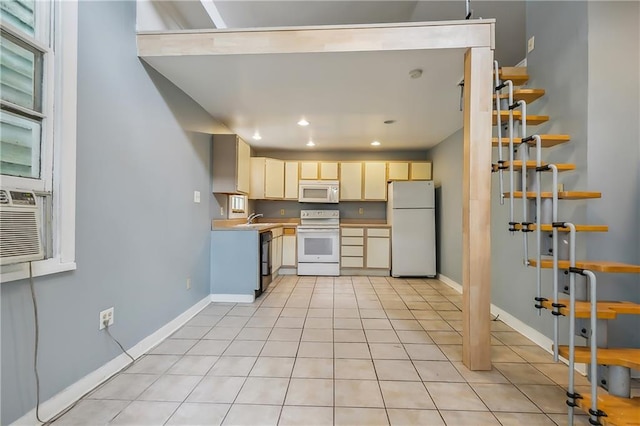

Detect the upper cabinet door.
xmin=265 ymin=158 xmax=285 ymax=199
xmin=284 ymin=161 xmax=299 ymax=200
xmin=410 ymin=162 xmax=432 ymax=180
xmin=300 ymin=162 xmax=319 ymax=180
xmin=249 ymin=157 xmax=266 ymax=199
xmin=387 ymin=162 xmax=409 ymax=181
xmin=212 ymin=134 xmax=251 ymax=194
xmin=320 ymin=162 xmax=339 ymax=180
xmin=364 ymin=162 xmax=387 ymax=200
xmin=236 ymin=138 xmax=251 ymax=194
xmin=339 ymin=162 xmax=363 ymax=200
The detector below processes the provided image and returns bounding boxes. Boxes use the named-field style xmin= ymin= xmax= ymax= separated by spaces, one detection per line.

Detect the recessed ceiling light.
xmin=298 ymin=119 xmax=310 ymax=126
xmin=384 ymin=120 xmax=396 ymax=124
xmin=371 ymin=141 xmax=381 ymax=146
xmin=252 ymin=132 xmax=262 ymax=140
xmin=306 ymin=141 xmax=315 ymax=147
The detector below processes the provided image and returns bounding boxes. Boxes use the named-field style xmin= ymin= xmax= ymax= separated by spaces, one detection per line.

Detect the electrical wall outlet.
xmin=186 ymin=277 xmax=191 ymax=290
xmin=99 ymin=307 xmax=114 ymax=330
xmin=220 ymin=207 xmax=224 ymax=216
xmin=358 ymin=208 xmax=364 ymax=215
xmin=527 ymin=36 xmax=535 ymax=53
xmin=193 ymin=191 xmax=201 ymax=203
xmin=280 ymin=209 xmax=285 ymax=216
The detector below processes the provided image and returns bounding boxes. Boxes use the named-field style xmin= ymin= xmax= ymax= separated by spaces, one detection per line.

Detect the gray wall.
xmin=1 ymin=2 xmax=218 ymax=424
xmin=585 ymin=1 xmax=640 ymax=346
xmin=427 ymin=1 xmax=639 ymax=347
xmin=254 ymin=200 xmax=387 ymax=221
xmin=425 ymin=129 xmax=463 ymax=283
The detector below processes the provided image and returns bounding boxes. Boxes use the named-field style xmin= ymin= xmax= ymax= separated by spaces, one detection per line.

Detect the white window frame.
xmin=1 ymin=0 xmax=78 ymax=283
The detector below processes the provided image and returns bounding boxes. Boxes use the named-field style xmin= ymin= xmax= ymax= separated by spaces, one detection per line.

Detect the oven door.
xmin=297 ymin=229 xmax=339 ymax=263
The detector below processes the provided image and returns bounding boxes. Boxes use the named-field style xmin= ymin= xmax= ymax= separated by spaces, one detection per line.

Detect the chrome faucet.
xmin=247 ymin=213 xmax=263 ymax=224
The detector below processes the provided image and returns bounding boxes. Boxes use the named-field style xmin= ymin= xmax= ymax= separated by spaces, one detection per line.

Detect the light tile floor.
xmin=56 ymin=276 xmax=635 ymax=425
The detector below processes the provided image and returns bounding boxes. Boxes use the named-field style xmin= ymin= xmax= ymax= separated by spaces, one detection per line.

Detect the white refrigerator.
xmin=387 ymin=181 xmax=436 ymax=277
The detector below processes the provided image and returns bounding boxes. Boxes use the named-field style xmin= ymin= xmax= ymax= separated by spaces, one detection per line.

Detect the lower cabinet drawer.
xmin=341 ymin=237 xmax=364 ymax=246
xmin=341 ymin=246 xmax=364 ymax=256
xmin=367 ymin=228 xmax=390 ymax=237
xmin=341 ymin=257 xmax=364 ymax=268
xmin=342 ymin=228 xmax=364 ymax=237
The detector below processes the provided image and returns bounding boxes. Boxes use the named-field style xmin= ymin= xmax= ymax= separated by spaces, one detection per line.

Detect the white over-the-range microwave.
xmin=298 ymin=180 xmax=339 ymax=203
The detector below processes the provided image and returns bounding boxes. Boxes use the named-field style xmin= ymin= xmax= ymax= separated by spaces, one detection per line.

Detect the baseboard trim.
xmin=210 ymin=293 xmax=255 ymax=303
xmin=437 ymin=273 xmax=587 ymax=375
xmin=11 ymin=295 xmax=211 ymax=426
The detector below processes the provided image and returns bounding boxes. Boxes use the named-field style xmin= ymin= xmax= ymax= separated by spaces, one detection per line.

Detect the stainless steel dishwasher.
xmin=257 ymin=231 xmax=272 ymax=297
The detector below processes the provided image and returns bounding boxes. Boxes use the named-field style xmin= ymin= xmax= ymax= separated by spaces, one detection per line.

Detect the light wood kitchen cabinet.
xmin=320 ymin=162 xmax=339 ymax=180
xmin=249 ymin=157 xmax=266 ymax=199
xmin=212 ymin=134 xmax=251 ymax=194
xmin=366 ymin=228 xmax=391 ymax=269
xmin=284 ymin=161 xmax=299 ymax=199
xmin=265 ymin=158 xmax=285 ymax=199
xmin=341 ymin=227 xmax=364 ymax=269
xmin=300 ymin=162 xmax=319 ymax=180
xmin=410 ymin=162 xmax=432 ymax=180
xmin=282 ymin=228 xmax=297 ymax=267
xmin=364 ymin=162 xmax=387 ymax=200
xmin=271 ymin=227 xmax=283 ymax=275
xmin=387 ymin=162 xmax=410 ymax=181
xmin=339 ymin=162 xmax=362 ymax=200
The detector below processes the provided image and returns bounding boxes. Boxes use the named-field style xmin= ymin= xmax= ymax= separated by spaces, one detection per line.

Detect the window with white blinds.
xmin=1 ymin=0 xmax=46 ymax=180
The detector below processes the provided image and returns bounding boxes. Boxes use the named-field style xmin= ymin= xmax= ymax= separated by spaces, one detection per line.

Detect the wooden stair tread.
xmin=498 ymin=161 xmax=575 ymax=171
xmin=540 ymin=299 xmax=640 ymax=319
xmin=504 ymin=191 xmax=602 ymax=200
xmin=558 ymin=346 xmax=640 ymax=370
xmin=513 ymin=224 xmax=608 ymax=232
xmin=529 ymin=259 xmax=640 ymax=273
xmin=495 ymin=88 xmax=545 ymax=104
xmin=577 ymin=393 xmax=640 ymax=426
xmin=492 ymin=134 xmax=571 ymax=148
xmin=493 ymin=110 xmax=549 ymax=125
xmin=497 ymin=67 xmax=529 ymax=85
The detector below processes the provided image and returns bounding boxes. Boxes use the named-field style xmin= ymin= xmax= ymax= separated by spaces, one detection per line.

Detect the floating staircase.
xmin=540 ymin=299 xmax=640 ymax=320
xmin=492 ymin=134 xmax=571 ymax=148
xmin=492 ymin=65 xmax=640 ymax=426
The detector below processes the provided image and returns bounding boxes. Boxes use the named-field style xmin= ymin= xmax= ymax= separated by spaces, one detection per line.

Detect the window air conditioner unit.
xmin=0 ymin=189 xmax=44 ymax=266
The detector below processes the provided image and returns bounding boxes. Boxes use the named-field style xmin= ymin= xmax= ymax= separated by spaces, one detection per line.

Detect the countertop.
xmin=212 ymin=218 xmax=390 ymax=232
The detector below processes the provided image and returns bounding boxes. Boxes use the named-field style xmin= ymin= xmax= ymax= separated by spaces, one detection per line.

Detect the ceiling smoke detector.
xmin=409 ymin=68 xmax=423 ymax=79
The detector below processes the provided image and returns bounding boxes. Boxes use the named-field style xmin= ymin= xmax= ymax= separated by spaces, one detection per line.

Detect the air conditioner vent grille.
xmin=0 ymin=189 xmax=44 ymax=265
xmin=0 ymin=210 xmax=41 ymax=258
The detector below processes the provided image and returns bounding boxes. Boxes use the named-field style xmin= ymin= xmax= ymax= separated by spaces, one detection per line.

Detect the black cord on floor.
xmin=27 ymin=262 xmax=136 ymax=425
xmin=28 ymin=262 xmax=45 ymax=424
xmin=104 ymin=325 xmax=135 ymax=364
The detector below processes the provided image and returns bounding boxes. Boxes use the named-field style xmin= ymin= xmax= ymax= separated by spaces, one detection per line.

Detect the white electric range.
xmin=297 ymin=210 xmax=340 ymax=276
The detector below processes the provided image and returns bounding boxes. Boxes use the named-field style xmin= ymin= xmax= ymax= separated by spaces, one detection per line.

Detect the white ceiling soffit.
xmin=143 ymin=48 xmax=465 ymax=151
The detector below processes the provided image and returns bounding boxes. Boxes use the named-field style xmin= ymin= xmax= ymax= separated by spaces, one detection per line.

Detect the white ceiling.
xmin=140 ymin=1 xmax=524 ymax=151
xmin=144 ymin=48 xmax=465 ymax=151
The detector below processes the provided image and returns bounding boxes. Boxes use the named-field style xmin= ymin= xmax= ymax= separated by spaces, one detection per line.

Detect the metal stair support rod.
xmin=493 ymin=60 xmax=505 ymax=205
xmin=533 ymin=135 xmax=543 ymax=316
xmin=549 ymin=164 xmax=560 ymax=362
xmin=506 ymin=80 xmax=516 ymax=229
xmin=566 ymin=222 xmax=577 ymax=426
xmin=583 ymin=269 xmax=601 ymax=426
xmin=517 ymin=100 xmax=530 ymax=265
